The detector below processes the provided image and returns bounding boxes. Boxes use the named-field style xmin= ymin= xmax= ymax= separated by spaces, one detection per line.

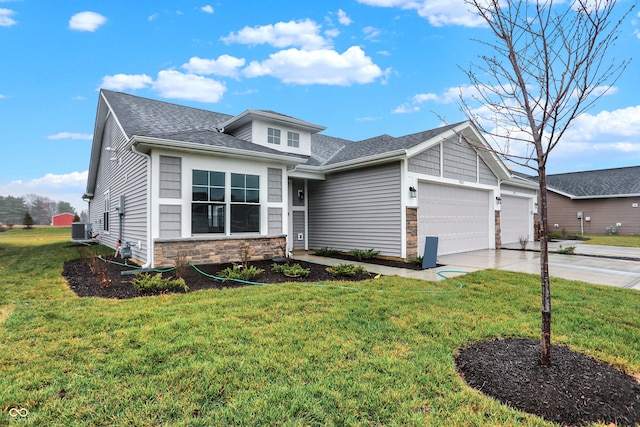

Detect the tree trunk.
xmin=538 ymin=169 xmax=552 ymax=366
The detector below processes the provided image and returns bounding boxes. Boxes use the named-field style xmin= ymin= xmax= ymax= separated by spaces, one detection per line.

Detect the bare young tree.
xmin=461 ymin=0 xmax=633 ymax=365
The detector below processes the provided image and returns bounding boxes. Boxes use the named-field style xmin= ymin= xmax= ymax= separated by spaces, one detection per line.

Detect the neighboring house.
xmin=52 ymin=212 xmax=75 ymax=227
xmin=539 ymin=166 xmax=640 ymax=235
xmin=83 ymin=90 xmax=537 ymax=267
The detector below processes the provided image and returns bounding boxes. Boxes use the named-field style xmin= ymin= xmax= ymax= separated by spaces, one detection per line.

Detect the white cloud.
xmin=0 ymin=94 xmax=6 ymax=99
xmin=363 ymin=26 xmax=381 ymax=40
xmin=47 ymin=132 xmax=93 ymax=141
xmin=201 ymin=5 xmax=214 ymax=14
xmin=152 ymin=70 xmax=226 ymax=103
xmin=181 ymin=55 xmax=246 ymax=78
xmin=222 ymin=19 xmax=329 ymax=50
xmin=242 ymin=46 xmax=383 ymax=86
xmin=358 ymin=0 xmax=486 ymax=27
xmin=99 ymin=74 xmax=153 ymax=91
xmin=0 ymin=8 xmax=16 ymax=26
xmin=148 ymin=13 xmax=159 ymax=22
xmin=69 ymin=11 xmax=107 ymax=32
xmin=0 ymin=171 xmax=89 ymax=212
xmin=338 ymin=9 xmax=353 ymax=25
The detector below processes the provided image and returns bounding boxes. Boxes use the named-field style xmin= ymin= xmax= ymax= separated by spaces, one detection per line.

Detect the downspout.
xmin=130 ymin=143 xmax=153 ymax=268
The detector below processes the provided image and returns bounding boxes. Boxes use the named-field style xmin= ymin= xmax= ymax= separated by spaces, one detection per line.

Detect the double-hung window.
xmin=192 ymin=170 xmax=260 ymax=234
xmin=287 ymin=131 xmax=300 ymax=147
xmin=268 ymin=127 xmax=281 ymax=145
xmin=192 ymin=170 xmax=225 ymax=233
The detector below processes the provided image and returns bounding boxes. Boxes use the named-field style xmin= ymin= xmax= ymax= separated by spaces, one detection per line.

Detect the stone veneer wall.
xmin=406 ymin=207 xmax=418 ymax=260
xmin=495 ymin=210 xmax=502 ymax=250
xmin=154 ymin=235 xmax=286 ymax=268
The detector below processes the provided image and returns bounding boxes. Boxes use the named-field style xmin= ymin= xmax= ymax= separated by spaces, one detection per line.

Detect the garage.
xmin=417 ymin=182 xmax=491 ymax=255
xmin=501 ymin=195 xmax=531 ymax=245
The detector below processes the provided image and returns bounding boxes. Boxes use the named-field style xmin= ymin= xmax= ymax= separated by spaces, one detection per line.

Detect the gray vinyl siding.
xmin=231 ymin=123 xmax=252 ymax=142
xmin=479 ymin=158 xmax=498 ymax=185
xmin=88 ymin=113 xmax=149 ymax=263
xmin=268 ymin=207 xmax=283 ymax=235
xmin=159 ymin=156 xmax=181 ymax=198
xmin=408 ymin=144 xmax=440 ymax=176
xmin=267 ymin=168 xmax=282 ymax=202
xmin=291 ymin=179 xmax=305 ymax=207
xmin=292 ymin=211 xmax=305 ymax=250
xmin=443 ymin=137 xmax=477 ymax=181
xmin=308 ymin=162 xmax=402 ymax=257
xmin=159 ymin=205 xmax=181 ymax=238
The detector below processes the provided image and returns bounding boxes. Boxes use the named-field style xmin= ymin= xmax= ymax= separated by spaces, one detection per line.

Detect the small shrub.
xmin=272 ymin=263 xmax=310 ymax=278
xmin=314 ymin=246 xmax=341 ymax=256
xmin=326 ymin=263 xmax=368 ymax=277
xmin=174 ymin=252 xmax=190 ymax=279
xmin=219 ymin=264 xmax=264 ymax=281
xmin=131 ymin=273 xmax=188 ymax=294
xmin=410 ymin=256 xmax=423 ymax=266
xmin=349 ymin=248 xmax=380 ymax=261
xmin=519 ymin=235 xmax=529 ymax=250
xmin=554 ymin=245 xmax=576 ymax=255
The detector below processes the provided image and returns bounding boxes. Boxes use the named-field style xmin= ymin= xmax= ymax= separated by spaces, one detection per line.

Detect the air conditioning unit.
xmin=71 ymin=222 xmax=93 ymax=241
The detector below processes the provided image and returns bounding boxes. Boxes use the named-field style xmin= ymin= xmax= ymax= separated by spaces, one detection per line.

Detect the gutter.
xmin=130 ymin=143 xmax=153 ymax=268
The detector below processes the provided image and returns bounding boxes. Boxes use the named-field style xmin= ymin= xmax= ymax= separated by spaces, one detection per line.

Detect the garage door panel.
xmin=418 ymin=183 xmax=491 ymax=255
xmin=501 ymin=196 xmax=530 ymax=244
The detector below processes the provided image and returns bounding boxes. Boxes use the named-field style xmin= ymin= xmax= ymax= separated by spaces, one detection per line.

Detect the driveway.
xmin=295 ymin=241 xmax=640 ymax=290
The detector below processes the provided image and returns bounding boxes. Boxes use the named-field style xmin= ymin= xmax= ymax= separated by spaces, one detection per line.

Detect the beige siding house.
xmin=541 ymin=167 xmax=640 ymax=235
xmin=84 ymin=90 xmax=537 ymax=267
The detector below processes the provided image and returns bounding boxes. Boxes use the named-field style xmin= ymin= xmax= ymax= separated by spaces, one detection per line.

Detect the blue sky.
xmin=1 ymin=0 xmax=639 ymax=213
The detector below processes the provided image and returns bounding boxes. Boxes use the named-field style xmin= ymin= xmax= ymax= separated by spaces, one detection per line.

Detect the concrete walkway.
xmin=294 ymin=241 xmax=640 ymax=290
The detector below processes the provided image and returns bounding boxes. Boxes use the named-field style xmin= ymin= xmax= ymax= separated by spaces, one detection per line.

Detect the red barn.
xmin=52 ymin=213 xmax=75 ymax=227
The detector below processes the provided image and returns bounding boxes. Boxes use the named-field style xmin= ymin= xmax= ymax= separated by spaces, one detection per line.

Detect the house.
xmin=540 ymin=166 xmax=640 ymax=235
xmin=52 ymin=212 xmax=75 ymax=227
xmin=83 ymin=90 xmax=537 ymax=268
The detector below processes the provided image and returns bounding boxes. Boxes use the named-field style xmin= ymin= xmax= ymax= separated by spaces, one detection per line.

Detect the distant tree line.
xmin=0 ymin=194 xmax=87 ymax=225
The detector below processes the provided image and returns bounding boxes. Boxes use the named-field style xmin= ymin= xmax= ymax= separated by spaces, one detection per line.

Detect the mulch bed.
xmin=456 ymin=338 xmax=640 ymax=426
xmin=61 ymin=256 xmax=640 ymax=426
xmin=62 ymin=256 xmax=375 ymax=299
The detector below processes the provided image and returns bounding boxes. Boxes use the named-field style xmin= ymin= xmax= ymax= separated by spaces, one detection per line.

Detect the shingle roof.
xmin=101 ymin=90 xmax=464 ymax=168
xmin=534 ymin=166 xmax=640 ymax=197
xmin=311 ymin=123 xmax=461 ymax=166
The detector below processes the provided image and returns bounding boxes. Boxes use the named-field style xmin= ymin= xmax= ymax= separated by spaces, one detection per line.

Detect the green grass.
xmin=582 ymin=234 xmax=640 ymax=247
xmin=1 ymin=227 xmax=639 ymax=426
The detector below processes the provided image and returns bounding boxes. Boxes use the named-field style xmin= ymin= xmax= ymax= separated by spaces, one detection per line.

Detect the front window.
xmin=287 ymin=131 xmax=300 ymax=147
xmin=268 ymin=127 xmax=281 ymax=145
xmin=192 ymin=170 xmax=260 ymax=234
xmin=192 ymin=170 xmax=225 ymax=233
xmin=231 ymin=173 xmax=260 ymax=232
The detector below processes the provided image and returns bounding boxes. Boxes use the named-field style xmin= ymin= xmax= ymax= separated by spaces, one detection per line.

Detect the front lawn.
xmin=1 ymin=227 xmax=639 ymax=426
xmin=583 ymin=234 xmax=640 ymax=247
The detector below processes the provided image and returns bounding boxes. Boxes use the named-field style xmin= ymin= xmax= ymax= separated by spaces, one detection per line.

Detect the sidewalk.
xmin=294 ymin=242 xmax=640 ymax=290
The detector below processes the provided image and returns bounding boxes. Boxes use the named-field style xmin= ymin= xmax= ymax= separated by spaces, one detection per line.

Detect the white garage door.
xmin=418 ymin=182 xmax=491 ymax=255
xmin=501 ymin=195 xmax=531 ymax=245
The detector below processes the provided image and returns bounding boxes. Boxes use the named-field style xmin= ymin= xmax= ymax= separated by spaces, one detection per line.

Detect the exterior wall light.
xmin=495 ymin=196 xmax=502 ymax=205
xmin=297 ymin=190 xmax=304 ymax=201
xmin=409 ymin=186 xmax=417 ymax=198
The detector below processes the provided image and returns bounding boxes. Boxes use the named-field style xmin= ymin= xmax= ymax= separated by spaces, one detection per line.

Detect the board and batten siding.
xmin=308 ymin=162 xmax=402 ymax=257
xmin=89 ymin=113 xmax=149 ymax=262
xmin=408 ymin=137 xmax=498 ymax=185
xmin=547 ymin=192 xmax=640 ymax=235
